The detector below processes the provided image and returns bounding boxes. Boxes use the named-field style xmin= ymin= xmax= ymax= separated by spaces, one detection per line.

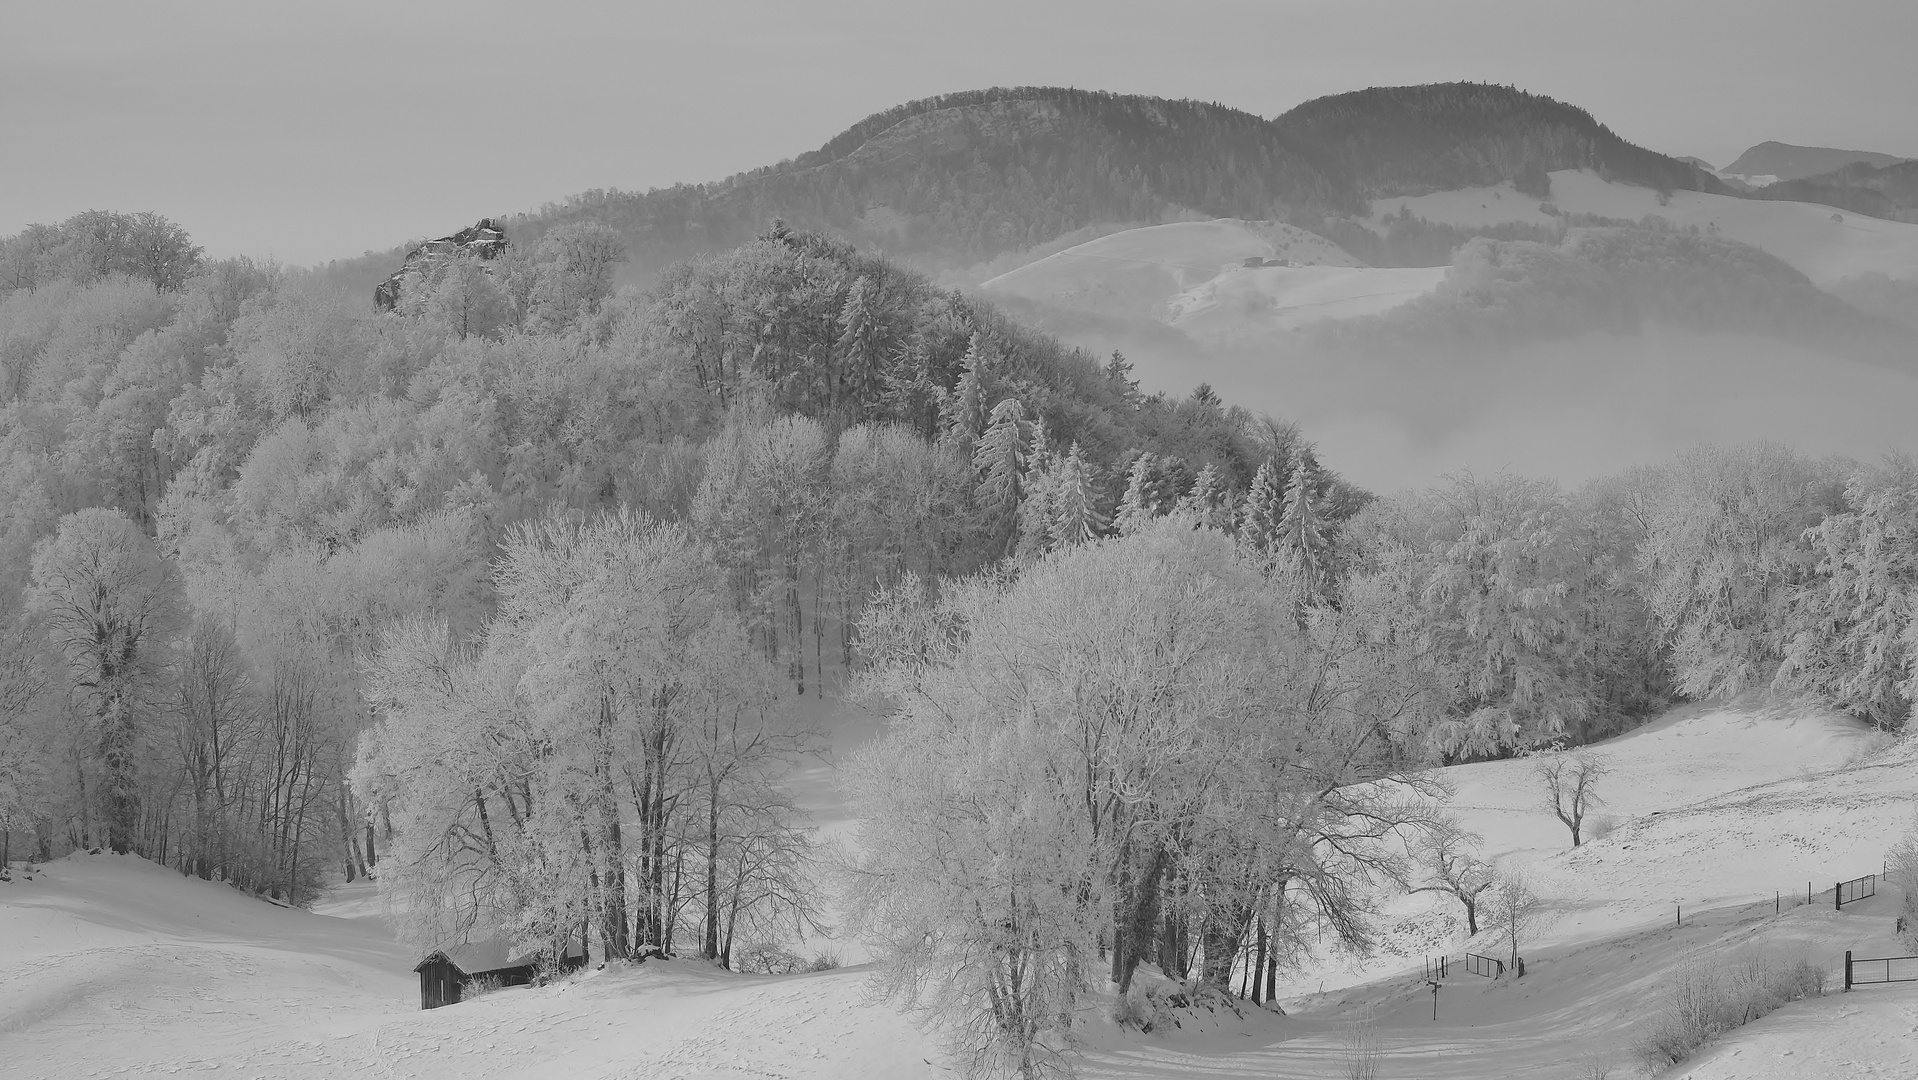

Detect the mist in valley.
xmin=1049 ymin=321 xmax=1918 ymax=493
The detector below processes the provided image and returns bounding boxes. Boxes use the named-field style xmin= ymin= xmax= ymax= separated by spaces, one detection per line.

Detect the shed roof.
xmin=414 ymin=938 xmax=535 ymax=976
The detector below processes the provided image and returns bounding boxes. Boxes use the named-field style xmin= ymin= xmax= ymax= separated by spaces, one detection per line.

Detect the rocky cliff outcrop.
xmin=374 ymin=219 xmax=508 ymax=311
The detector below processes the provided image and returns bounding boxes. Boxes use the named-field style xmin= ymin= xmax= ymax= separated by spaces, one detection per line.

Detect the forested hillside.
xmin=453 ymin=84 xmax=1723 ymax=290
xmin=1271 ymin=83 xmax=1728 ymax=200
xmin=514 ymin=88 xmax=1348 ymax=283
xmin=0 ymin=208 xmax=1356 ymax=915
xmin=7 ymin=209 xmax=1918 ymax=1078
xmin=1756 ymin=159 xmax=1918 ymax=222
xmin=1316 ymin=220 xmax=1915 ymax=366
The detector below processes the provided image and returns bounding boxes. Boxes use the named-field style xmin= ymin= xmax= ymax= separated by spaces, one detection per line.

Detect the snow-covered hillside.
xmin=977 ymin=219 xmax=1399 ymax=331
xmin=4 ymin=703 xmax=1912 ymax=1079
xmin=1371 ymin=169 xmax=1918 ymax=287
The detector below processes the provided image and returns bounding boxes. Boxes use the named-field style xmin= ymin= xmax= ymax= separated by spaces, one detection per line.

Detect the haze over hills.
xmin=1721 ymin=140 xmax=1910 ymax=183
xmin=376 ymin=83 xmax=1724 ymax=291
xmin=308 ymin=80 xmax=1918 ymax=488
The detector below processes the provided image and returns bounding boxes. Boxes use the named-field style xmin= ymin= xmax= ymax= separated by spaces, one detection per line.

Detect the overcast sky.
xmin=6 ymin=0 xmax=1914 ymax=265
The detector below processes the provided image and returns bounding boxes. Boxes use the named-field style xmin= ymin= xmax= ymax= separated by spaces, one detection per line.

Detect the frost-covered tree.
xmin=1347 ymin=473 xmax=1594 ymax=757
xmin=1240 ymin=457 xmax=1286 ymax=551
xmin=847 ymin=522 xmax=1447 ymax=1073
xmin=1777 ymin=456 xmax=1918 ymax=730
xmin=1049 ymin=443 xmax=1107 ymax=548
xmin=1114 ymin=451 xmax=1177 ymax=536
xmin=1275 ymin=458 xmax=1331 ymax=598
xmin=942 ymin=332 xmax=990 ymax=447
xmin=1173 ymin=461 xmax=1232 ymax=533
xmin=356 ymin=509 xmax=817 ymax=968
xmin=1409 ymin=826 xmax=1495 ymax=935
xmin=1488 ymin=868 xmax=1545 ymax=974
xmin=28 ymin=508 xmax=179 ymax=853
xmin=1643 ymin=444 xmax=1845 ymax=701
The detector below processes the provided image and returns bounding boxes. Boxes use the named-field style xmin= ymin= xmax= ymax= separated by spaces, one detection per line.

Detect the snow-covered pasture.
xmin=3 ymin=703 xmax=1914 ymax=1078
xmin=1369 ymin=169 xmax=1918 ymax=289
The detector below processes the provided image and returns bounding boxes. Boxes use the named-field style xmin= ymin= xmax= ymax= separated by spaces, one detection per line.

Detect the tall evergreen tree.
xmin=941 ymin=332 xmax=990 ymax=448
xmin=835 ymin=275 xmax=884 ymax=424
xmin=1175 ymin=462 xmax=1233 ymax=532
xmin=1277 ymin=458 xmax=1331 ymax=598
xmin=1241 ymin=458 xmax=1286 ymax=551
xmin=974 ymin=397 xmax=1031 ymax=516
xmin=1051 ymin=443 xmax=1108 ymax=548
xmin=1115 ymin=452 xmax=1162 ymax=537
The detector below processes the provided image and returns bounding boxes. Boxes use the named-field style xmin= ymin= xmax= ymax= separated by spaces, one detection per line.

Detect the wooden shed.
xmin=413 ymin=940 xmax=539 ymax=1010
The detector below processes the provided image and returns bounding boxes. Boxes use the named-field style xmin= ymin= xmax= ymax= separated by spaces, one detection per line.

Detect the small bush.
xmin=805 ymin=949 xmax=842 ymax=972
xmin=1342 ymin=1006 xmax=1379 ymax=1080
xmin=734 ymin=941 xmax=805 ymax=975
xmin=1634 ymin=952 xmax=1825 ymax=1068
xmin=1586 ymin=813 xmax=1619 ymax=842
xmin=1889 ymin=812 xmax=1918 ymax=947
xmin=463 ymin=974 xmax=506 ymax=1000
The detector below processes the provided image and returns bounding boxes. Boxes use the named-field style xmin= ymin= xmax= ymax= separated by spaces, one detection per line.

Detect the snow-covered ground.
xmin=1370 ymin=169 xmax=1918 ymax=288
xmin=978 ymin=219 xmax=1381 ymax=329
xmin=4 ymin=702 xmax=1914 ymax=1078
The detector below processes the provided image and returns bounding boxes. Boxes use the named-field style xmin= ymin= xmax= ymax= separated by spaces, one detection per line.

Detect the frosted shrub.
xmin=1585 ymin=813 xmax=1619 ymax=842
xmin=1341 ymin=1006 xmax=1379 ymax=1080
xmin=805 ymin=950 xmax=842 ymax=972
xmin=735 ymin=941 xmax=805 ymax=975
xmin=1634 ymin=951 xmax=1824 ymax=1068
xmin=1889 ymin=812 xmax=1918 ymax=944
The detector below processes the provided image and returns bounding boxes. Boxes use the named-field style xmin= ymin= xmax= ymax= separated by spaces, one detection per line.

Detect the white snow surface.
xmin=1371 ymin=169 xmax=1918 ymax=288
xmin=976 ymin=219 xmax=1420 ymax=334
xmin=4 ymin=702 xmax=1916 ymax=1078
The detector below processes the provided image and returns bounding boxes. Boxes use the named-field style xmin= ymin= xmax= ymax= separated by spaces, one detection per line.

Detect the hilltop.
xmin=456 ymin=83 xmax=1717 ymax=288
xmin=1722 ymin=141 xmax=1909 ymax=183
xmin=1270 ymin=83 xmax=1726 ymax=199
xmin=1755 ymin=159 xmax=1918 ymax=223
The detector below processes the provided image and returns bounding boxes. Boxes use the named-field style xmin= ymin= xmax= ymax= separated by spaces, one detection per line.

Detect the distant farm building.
xmin=414 ymin=939 xmax=586 ymax=1009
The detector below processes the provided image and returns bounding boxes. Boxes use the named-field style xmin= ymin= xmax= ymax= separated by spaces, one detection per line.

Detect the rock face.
xmin=374 ymin=219 xmax=508 ymax=312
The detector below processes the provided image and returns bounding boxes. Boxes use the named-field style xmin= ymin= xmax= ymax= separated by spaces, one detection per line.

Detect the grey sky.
xmin=5 ymin=0 xmax=1914 ymax=265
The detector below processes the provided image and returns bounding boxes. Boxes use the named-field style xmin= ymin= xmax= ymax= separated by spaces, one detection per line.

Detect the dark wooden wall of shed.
xmin=419 ymin=958 xmax=463 ymax=1010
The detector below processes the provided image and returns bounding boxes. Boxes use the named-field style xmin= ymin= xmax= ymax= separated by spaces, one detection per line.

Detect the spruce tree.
xmin=1175 ymin=462 xmax=1232 ymax=532
xmin=1051 ymin=443 xmax=1108 ymax=548
xmin=942 ymin=332 xmax=990 ymax=447
xmin=835 ymin=275 xmax=883 ymax=422
xmin=1015 ymin=426 xmax=1058 ymax=560
xmin=974 ymin=396 xmax=1030 ymax=516
xmin=1116 ymin=452 xmax=1163 ymax=537
xmin=1277 ymin=458 xmax=1331 ymax=598
xmin=1241 ymin=457 xmax=1286 ymax=551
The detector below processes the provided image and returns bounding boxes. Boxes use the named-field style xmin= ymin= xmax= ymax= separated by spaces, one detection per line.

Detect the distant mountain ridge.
xmin=1722 ymin=141 xmax=1909 ymax=182
xmin=489 ymin=83 xmax=1719 ymax=287
xmin=1755 ymin=159 xmax=1918 ymax=223
xmin=1270 ymin=83 xmax=1726 ymax=199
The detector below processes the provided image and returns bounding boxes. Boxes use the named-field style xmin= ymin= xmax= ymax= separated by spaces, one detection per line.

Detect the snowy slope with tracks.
xmin=4 ymin=703 xmax=1915 ymax=1079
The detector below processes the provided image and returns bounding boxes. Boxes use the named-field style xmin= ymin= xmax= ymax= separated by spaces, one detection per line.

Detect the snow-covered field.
xmin=1370 ymin=169 xmax=1918 ymax=288
xmin=4 ymin=702 xmax=1914 ymax=1078
xmin=977 ymin=219 xmax=1401 ymax=332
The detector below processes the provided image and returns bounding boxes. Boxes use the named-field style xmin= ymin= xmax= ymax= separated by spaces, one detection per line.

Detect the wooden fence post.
xmin=1844 ymin=950 xmax=1852 ymax=992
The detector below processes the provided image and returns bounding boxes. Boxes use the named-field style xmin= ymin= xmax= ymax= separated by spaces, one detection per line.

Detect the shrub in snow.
xmin=734 ymin=941 xmax=805 ymax=975
xmin=805 ymin=949 xmax=841 ymax=972
xmin=1890 ymin=812 xmax=1918 ymax=945
xmin=1341 ymin=1006 xmax=1379 ymax=1080
xmin=1585 ymin=813 xmax=1619 ymax=842
xmin=1633 ymin=951 xmax=1825 ymax=1068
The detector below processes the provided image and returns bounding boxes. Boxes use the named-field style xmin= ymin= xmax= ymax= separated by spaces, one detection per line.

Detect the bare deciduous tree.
xmin=1490 ymin=867 xmax=1546 ymax=974
xmin=1533 ymin=748 xmax=1609 ymax=847
xmin=1410 ymin=825 xmax=1496 ymax=935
